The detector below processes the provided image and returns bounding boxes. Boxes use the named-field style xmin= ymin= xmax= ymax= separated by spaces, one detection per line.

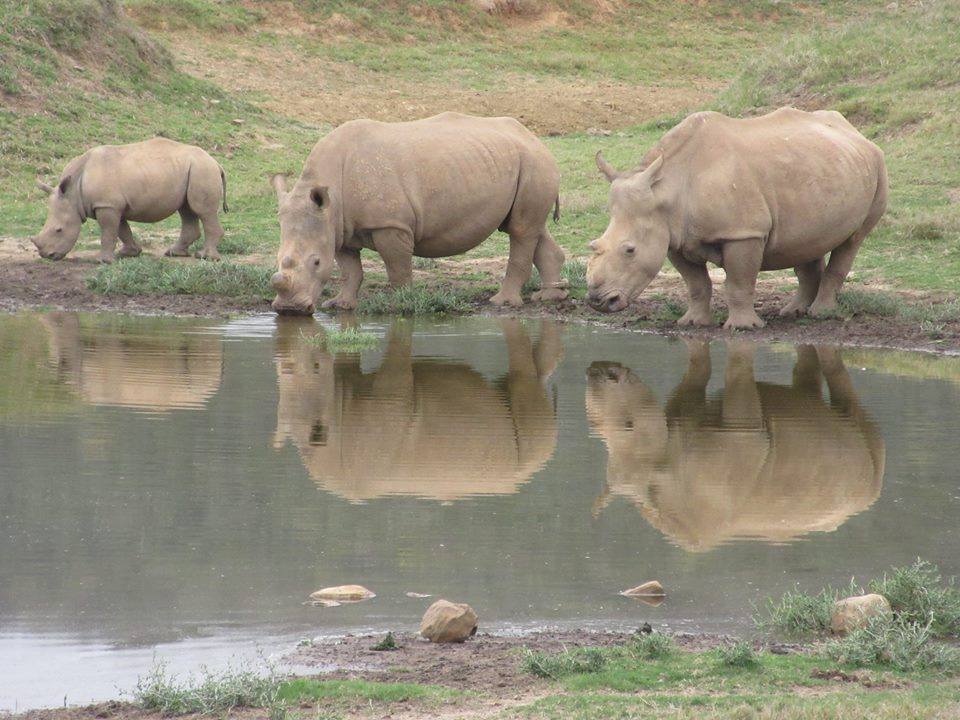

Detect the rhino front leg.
xmin=117 ymin=219 xmax=142 ymax=258
xmin=373 ymin=228 xmax=414 ymax=287
xmin=95 ymin=208 xmax=121 ymax=263
xmin=322 ymin=247 xmax=364 ymax=310
xmin=668 ymin=249 xmax=713 ymax=326
xmin=721 ymin=239 xmax=765 ymax=329
xmin=165 ymin=209 xmax=200 ymax=257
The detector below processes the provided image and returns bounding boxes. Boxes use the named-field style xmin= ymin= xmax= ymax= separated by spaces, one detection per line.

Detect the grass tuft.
xmin=824 ymin=616 xmax=960 ymax=674
xmin=356 ymin=284 xmax=479 ymax=315
xmin=717 ymin=641 xmax=761 ymax=669
xmin=754 ymin=585 xmax=845 ymax=637
xmin=133 ymin=662 xmax=281 ymax=716
xmin=521 ymin=647 xmax=607 ymax=679
xmin=632 ymin=633 xmax=675 ymax=660
xmin=371 ymin=632 xmax=399 ymax=651
xmin=301 ymin=327 xmax=379 ymax=352
xmin=86 ymin=257 xmax=273 ymax=301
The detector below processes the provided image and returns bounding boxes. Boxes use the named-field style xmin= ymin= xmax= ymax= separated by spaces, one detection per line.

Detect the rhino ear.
xmin=310 ymin=186 xmax=330 ymax=210
xmin=57 ymin=175 xmax=72 ymax=195
xmin=639 ymin=154 xmax=664 ymax=188
xmin=596 ymin=151 xmax=620 ymax=183
xmin=36 ymin=180 xmax=54 ymax=196
xmin=271 ymin=173 xmax=288 ymax=203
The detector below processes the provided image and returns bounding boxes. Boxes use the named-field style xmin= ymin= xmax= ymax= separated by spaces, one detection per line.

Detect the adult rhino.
xmin=587 ymin=107 xmax=887 ymax=328
xmin=272 ymin=318 xmax=561 ymax=502
xmin=32 ymin=138 xmax=227 ymax=263
xmin=586 ymin=341 xmax=885 ymax=551
xmin=270 ymin=112 xmax=567 ymax=314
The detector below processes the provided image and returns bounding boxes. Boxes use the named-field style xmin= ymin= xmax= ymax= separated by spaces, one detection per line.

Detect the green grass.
xmin=632 ymin=632 xmax=675 ymax=661
xmin=869 ymin=560 xmax=960 ymax=638
xmin=86 ymin=256 xmax=273 ymax=301
xmin=754 ymin=585 xmax=846 ymax=637
xmin=276 ymin=678 xmax=452 ymax=703
xmin=717 ymin=641 xmax=761 ymax=669
xmin=356 ymin=284 xmax=481 ymax=315
xmin=300 ymin=326 xmax=379 ymax=352
xmin=825 ymin=616 xmax=960 ymax=674
xmin=521 ymin=647 xmax=608 ymax=679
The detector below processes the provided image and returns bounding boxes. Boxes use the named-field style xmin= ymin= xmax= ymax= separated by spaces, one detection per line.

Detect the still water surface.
xmin=1 ymin=312 xmax=959 ymax=709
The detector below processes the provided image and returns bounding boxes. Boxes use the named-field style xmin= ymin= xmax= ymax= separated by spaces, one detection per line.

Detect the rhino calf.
xmin=587 ymin=107 xmax=888 ymax=329
xmin=33 ymin=137 xmax=227 ymax=263
xmin=270 ymin=112 xmax=566 ymax=314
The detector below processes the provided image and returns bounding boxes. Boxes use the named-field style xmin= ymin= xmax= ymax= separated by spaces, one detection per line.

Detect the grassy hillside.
xmin=2 ymin=0 xmax=958 ymax=298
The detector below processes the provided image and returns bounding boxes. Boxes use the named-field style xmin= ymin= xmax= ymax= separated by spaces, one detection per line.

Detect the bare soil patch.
xmin=164 ymin=37 xmax=712 ymax=135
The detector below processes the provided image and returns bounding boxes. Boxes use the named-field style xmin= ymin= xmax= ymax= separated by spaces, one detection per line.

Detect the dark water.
xmin=1 ymin=311 xmax=959 ymax=709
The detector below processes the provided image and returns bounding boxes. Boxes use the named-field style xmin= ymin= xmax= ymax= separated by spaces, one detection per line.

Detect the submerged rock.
xmin=420 ymin=599 xmax=478 ymax=643
xmin=310 ymin=585 xmax=376 ymax=602
xmin=620 ymin=580 xmax=666 ymax=599
xmin=830 ymin=593 xmax=891 ymax=634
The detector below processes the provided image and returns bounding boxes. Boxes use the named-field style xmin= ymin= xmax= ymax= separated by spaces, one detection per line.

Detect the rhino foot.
xmin=97 ymin=253 xmax=114 ymax=265
xmin=117 ymin=246 xmax=142 ymax=259
xmin=531 ymin=288 xmax=569 ymax=303
xmin=808 ymin=299 xmax=838 ymax=317
xmin=194 ymin=249 xmax=221 ymax=261
xmin=321 ymin=296 xmax=358 ymax=311
xmin=677 ymin=309 xmax=714 ymax=326
xmin=779 ymin=299 xmax=810 ymax=317
xmin=724 ymin=311 xmax=765 ymax=330
xmin=164 ymin=247 xmax=191 ymax=257
xmin=489 ymin=291 xmax=524 ymax=307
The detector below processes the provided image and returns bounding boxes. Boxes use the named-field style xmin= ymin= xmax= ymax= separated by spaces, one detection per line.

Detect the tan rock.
xmin=420 ymin=600 xmax=478 ymax=643
xmin=309 ymin=585 xmax=376 ymax=602
xmin=831 ymin=593 xmax=891 ymax=634
xmin=620 ymin=580 xmax=666 ymax=598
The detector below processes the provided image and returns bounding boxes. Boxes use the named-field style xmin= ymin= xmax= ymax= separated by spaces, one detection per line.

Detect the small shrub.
xmin=755 ymin=586 xmax=844 ymax=636
xmin=133 ymin=662 xmax=281 ymax=716
xmin=870 ymin=560 xmax=960 ymax=638
xmin=372 ymin=632 xmax=399 ymax=651
xmin=520 ymin=647 xmax=607 ymax=679
xmin=824 ymin=616 xmax=960 ymax=673
xmin=717 ymin=641 xmax=760 ymax=669
xmin=301 ymin=327 xmax=379 ymax=352
xmin=633 ymin=633 xmax=675 ymax=660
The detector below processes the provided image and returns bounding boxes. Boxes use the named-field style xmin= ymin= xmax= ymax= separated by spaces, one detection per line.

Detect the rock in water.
xmin=309 ymin=585 xmax=376 ymax=602
xmin=830 ymin=593 xmax=891 ymax=634
xmin=620 ymin=580 xmax=666 ymax=598
xmin=419 ymin=599 xmax=478 ymax=643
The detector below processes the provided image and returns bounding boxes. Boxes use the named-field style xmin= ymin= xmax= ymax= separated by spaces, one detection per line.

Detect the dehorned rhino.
xmin=270 ymin=112 xmax=567 ymax=314
xmin=33 ymin=137 xmax=227 ymax=263
xmin=586 ymin=107 xmax=887 ymax=328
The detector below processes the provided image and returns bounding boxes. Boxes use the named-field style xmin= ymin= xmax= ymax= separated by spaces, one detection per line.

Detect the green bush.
xmin=755 ymin=585 xmax=846 ymax=637
xmin=824 ymin=616 xmax=960 ymax=673
xmin=521 ymin=647 xmax=607 ymax=679
xmin=717 ymin=641 xmax=760 ymax=669
xmin=870 ymin=560 xmax=960 ymax=638
xmin=632 ymin=633 xmax=675 ymax=660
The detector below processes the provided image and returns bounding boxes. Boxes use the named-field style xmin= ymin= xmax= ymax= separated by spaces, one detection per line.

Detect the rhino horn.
xmin=36 ymin=180 xmax=54 ymax=195
xmin=271 ymin=173 xmax=289 ymax=202
xmin=595 ymin=152 xmax=620 ymax=183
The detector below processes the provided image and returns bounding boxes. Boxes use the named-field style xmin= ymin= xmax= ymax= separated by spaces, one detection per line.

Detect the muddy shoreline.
xmin=2 ymin=253 xmax=959 ymax=355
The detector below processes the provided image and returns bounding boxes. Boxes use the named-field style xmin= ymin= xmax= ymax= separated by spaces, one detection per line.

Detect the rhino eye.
xmin=56 ymin=227 xmax=63 ymax=233
xmin=313 ymin=258 xmax=321 ymax=267
xmin=623 ymin=244 xmax=635 ymax=255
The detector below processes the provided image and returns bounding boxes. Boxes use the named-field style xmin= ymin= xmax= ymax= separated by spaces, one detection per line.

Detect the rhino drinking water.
xmin=587 ymin=107 xmax=888 ymax=328
xmin=270 ymin=112 xmax=567 ymax=314
xmin=32 ymin=138 xmax=227 ymax=263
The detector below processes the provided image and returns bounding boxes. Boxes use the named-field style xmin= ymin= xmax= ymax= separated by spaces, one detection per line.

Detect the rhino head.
xmin=586 ymin=153 xmax=668 ymax=312
xmin=270 ymin=174 xmax=338 ymax=315
xmin=33 ymin=176 xmax=85 ymax=260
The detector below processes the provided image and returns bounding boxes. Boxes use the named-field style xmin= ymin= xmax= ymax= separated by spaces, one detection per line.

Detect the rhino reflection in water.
xmin=587 ymin=341 xmax=885 ymax=551
xmin=41 ymin=312 xmax=223 ymax=411
xmin=273 ymin=319 xmax=562 ymax=502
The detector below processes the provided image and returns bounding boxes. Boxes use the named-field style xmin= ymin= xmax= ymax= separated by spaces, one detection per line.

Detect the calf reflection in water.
xmin=41 ymin=312 xmax=223 ymax=412
xmin=273 ymin=318 xmax=562 ymax=502
xmin=587 ymin=341 xmax=885 ymax=551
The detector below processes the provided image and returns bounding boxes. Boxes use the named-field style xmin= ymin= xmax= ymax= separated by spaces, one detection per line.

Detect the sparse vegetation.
xmin=85 ymin=257 xmax=273 ymax=301
xmin=632 ymin=632 xmax=675 ymax=660
xmin=755 ymin=585 xmax=846 ymax=637
xmin=869 ymin=560 xmax=960 ymax=638
xmin=521 ymin=647 xmax=608 ymax=679
xmin=371 ymin=632 xmax=399 ymax=651
xmin=301 ymin=326 xmax=379 ymax=352
xmin=133 ymin=662 xmax=282 ymax=716
xmin=825 ymin=616 xmax=960 ymax=673
xmin=717 ymin=641 xmax=760 ymax=669
xmin=356 ymin=284 xmax=480 ymax=315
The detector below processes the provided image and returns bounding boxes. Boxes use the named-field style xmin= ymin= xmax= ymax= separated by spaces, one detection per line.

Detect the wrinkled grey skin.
xmin=270 ymin=112 xmax=566 ymax=315
xmin=33 ymin=138 xmax=227 ymax=263
xmin=586 ymin=107 xmax=888 ymax=329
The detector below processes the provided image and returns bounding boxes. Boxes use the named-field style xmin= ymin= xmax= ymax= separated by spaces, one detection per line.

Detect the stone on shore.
xmin=420 ymin=599 xmax=478 ymax=643
xmin=830 ymin=593 xmax=891 ymax=634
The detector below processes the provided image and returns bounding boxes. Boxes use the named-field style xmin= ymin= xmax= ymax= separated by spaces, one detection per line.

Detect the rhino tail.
xmin=553 ymin=195 xmax=560 ymax=223
xmin=219 ymin=165 xmax=229 ymax=213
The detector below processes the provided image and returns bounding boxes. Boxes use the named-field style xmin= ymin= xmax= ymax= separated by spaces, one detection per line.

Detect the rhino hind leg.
xmin=373 ymin=228 xmax=413 ymax=286
xmin=809 ymin=231 xmax=867 ymax=316
xmin=780 ymin=258 xmax=824 ymax=317
xmin=530 ymin=230 xmax=568 ymax=303
xmin=165 ymin=209 xmax=200 ymax=257
xmin=195 ymin=213 xmax=223 ymax=261
xmin=491 ymin=229 xmax=538 ymax=307
xmin=116 ymin=220 xmax=142 ymax=258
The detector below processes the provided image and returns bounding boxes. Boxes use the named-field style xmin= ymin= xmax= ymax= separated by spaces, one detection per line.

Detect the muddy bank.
xmin=2 ymin=252 xmax=959 ymax=354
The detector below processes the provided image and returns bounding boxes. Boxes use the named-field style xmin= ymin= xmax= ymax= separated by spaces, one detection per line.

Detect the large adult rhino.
xmin=586 ymin=341 xmax=885 ymax=551
xmin=272 ymin=318 xmax=561 ymax=501
xmin=270 ymin=112 xmax=567 ymax=314
xmin=587 ymin=107 xmax=888 ymax=328
xmin=41 ymin=312 xmax=223 ymax=412
xmin=32 ymin=138 xmax=227 ymax=263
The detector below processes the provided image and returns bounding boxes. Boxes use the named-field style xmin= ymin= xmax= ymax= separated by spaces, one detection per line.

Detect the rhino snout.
xmin=271 ymin=272 xmax=290 ymax=292
xmin=271 ymin=295 xmax=315 ymax=316
xmin=587 ymin=289 xmax=626 ymax=313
